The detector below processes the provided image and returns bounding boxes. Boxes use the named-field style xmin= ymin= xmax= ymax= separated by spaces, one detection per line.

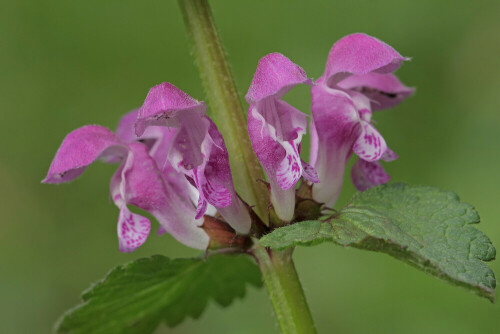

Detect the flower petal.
xmin=135 ymin=82 xmax=206 ymax=136
xmin=142 ymin=127 xmax=177 ymax=169
xmin=43 ymin=125 xmax=127 ymax=184
xmin=276 ymin=141 xmax=302 ymax=190
xmin=217 ymin=199 xmax=251 ymax=233
xmin=310 ymin=85 xmax=361 ymax=206
xmin=348 ymin=91 xmax=372 ymax=119
xmin=312 ymin=144 xmax=351 ymax=208
xmin=136 ymin=84 xmax=251 ymax=233
xmin=177 ymin=118 xmax=233 ymax=214
xmin=116 ymin=109 xmax=139 ymax=143
xmin=167 ymin=118 xmax=209 ymax=172
xmin=309 ymin=120 xmax=319 ymax=167
xmin=382 ymin=147 xmax=398 ymax=162
xmin=117 ymin=205 xmax=151 ymax=253
xmin=301 ymin=159 xmax=319 ymax=183
xmin=248 ymin=99 xmax=314 ymax=192
xmin=247 ymin=106 xmax=286 ymax=176
xmin=195 ymin=118 xmax=250 ymax=233
xmin=245 ymin=57 xmax=313 ymax=212
xmin=116 ymin=109 xmax=177 ymax=167
xmin=248 ymin=106 xmax=295 ymax=221
xmin=115 ymin=143 xmax=209 ymax=250
xmin=245 ymin=53 xmax=313 ymax=217
xmin=351 ymin=159 xmax=390 ymax=191
xmin=274 ymin=100 xmax=309 ymax=141
xmin=110 ymin=157 xmax=151 ymax=253
xmin=182 ymin=177 xmax=217 ymax=216
xmin=353 ymin=121 xmax=387 ymax=162
xmin=172 ymin=116 xmax=250 ymax=232
xmin=195 ymin=195 xmax=208 ymax=220
xmin=246 ymin=53 xmax=312 ymax=104
xmin=190 ymin=166 xmax=232 ymax=219
xmin=269 ymin=178 xmax=296 ymax=222
xmin=323 ymin=33 xmax=408 ymax=86
xmin=199 ymin=176 xmax=232 ymax=208
xmin=338 ymin=73 xmax=415 ymax=111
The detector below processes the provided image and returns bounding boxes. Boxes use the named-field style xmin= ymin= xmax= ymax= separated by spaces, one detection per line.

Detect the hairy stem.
xmin=253 ymin=244 xmax=317 ymax=334
xmin=177 ymin=0 xmax=269 ymax=224
xmin=177 ymin=2 xmax=317 ymax=332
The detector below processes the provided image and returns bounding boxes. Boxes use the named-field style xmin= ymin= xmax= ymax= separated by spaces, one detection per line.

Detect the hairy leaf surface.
xmin=57 ymin=254 xmax=262 ymax=333
xmin=260 ymin=183 xmax=496 ymax=301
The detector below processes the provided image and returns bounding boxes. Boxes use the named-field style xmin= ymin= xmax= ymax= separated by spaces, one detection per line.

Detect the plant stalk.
xmin=177 ymin=2 xmax=317 ymax=332
xmin=177 ymin=0 xmax=269 ymax=224
xmin=253 ymin=244 xmax=317 ymax=334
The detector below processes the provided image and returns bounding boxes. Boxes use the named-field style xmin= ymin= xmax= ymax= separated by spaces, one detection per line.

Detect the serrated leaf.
xmin=56 ymin=254 xmax=262 ymax=334
xmin=260 ymin=183 xmax=496 ymax=301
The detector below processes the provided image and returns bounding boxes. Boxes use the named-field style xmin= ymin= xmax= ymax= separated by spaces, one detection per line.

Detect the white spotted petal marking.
xmin=117 ymin=205 xmax=151 ymax=253
xmin=276 ymin=141 xmax=303 ymax=190
xmin=301 ymin=159 xmax=320 ymax=183
xmin=353 ymin=121 xmax=387 ymax=162
xmin=351 ymin=159 xmax=391 ymax=191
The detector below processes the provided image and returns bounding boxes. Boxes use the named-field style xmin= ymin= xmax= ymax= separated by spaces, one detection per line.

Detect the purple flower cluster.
xmin=44 ymin=33 xmax=412 ymax=251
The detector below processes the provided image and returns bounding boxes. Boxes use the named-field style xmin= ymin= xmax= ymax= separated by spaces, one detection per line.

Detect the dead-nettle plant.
xmin=44 ymin=1 xmax=496 ymax=333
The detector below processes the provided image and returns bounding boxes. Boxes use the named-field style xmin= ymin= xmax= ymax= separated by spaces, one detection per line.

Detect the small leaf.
xmin=260 ymin=183 xmax=496 ymax=301
xmin=56 ymin=254 xmax=262 ymax=334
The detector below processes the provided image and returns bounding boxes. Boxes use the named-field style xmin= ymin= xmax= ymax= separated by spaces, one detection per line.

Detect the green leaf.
xmin=56 ymin=254 xmax=262 ymax=334
xmin=260 ymin=183 xmax=496 ymax=301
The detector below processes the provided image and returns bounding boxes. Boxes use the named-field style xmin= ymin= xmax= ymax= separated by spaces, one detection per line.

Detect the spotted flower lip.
xmin=136 ymin=83 xmax=251 ymax=233
xmin=43 ymin=125 xmax=209 ymax=252
xmin=246 ymin=53 xmax=318 ymax=221
xmin=310 ymin=33 xmax=413 ymax=207
xmin=350 ymin=147 xmax=397 ymax=192
xmin=351 ymin=146 xmax=399 ymax=191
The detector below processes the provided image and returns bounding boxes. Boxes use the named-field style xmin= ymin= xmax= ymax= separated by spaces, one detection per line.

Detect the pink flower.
xmin=309 ymin=33 xmax=414 ymax=207
xmin=44 ymin=33 xmax=414 ymax=253
xmin=44 ymin=83 xmax=251 ymax=252
xmin=135 ymin=83 xmax=251 ymax=234
xmin=43 ymin=125 xmax=208 ymax=252
xmin=246 ymin=53 xmax=319 ymax=221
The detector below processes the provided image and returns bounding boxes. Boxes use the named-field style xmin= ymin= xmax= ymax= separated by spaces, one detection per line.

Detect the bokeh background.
xmin=2 ymin=0 xmax=500 ymax=333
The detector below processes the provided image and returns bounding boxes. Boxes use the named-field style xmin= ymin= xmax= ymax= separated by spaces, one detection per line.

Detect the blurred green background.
xmin=1 ymin=0 xmax=500 ymax=333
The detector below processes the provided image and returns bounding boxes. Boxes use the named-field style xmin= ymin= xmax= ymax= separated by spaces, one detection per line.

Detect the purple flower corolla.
xmin=116 ymin=109 xmax=216 ymax=217
xmin=350 ymin=156 xmax=391 ymax=191
xmin=310 ymin=33 xmax=414 ymax=207
xmin=135 ymin=83 xmax=251 ymax=234
xmin=43 ymin=125 xmax=209 ymax=252
xmin=246 ymin=53 xmax=319 ymax=221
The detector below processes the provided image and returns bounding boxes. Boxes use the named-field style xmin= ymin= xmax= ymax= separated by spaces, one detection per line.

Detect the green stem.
xmin=177 ymin=2 xmax=316 ymax=332
xmin=253 ymin=244 xmax=317 ymax=334
xmin=177 ymin=0 xmax=269 ymax=224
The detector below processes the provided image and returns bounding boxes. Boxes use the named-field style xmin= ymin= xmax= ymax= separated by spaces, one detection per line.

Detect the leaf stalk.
xmin=253 ymin=244 xmax=317 ymax=334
